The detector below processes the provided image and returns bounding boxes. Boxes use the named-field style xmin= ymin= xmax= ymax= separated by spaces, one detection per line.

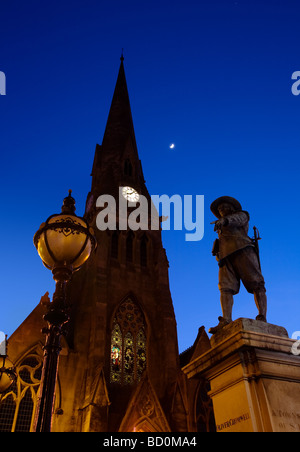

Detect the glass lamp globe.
xmin=33 ymin=190 xmax=97 ymax=272
xmin=0 ymin=356 xmax=15 ymax=393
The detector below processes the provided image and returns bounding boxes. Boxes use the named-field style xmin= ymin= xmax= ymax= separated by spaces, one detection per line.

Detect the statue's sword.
xmin=253 ymin=226 xmax=262 ymax=271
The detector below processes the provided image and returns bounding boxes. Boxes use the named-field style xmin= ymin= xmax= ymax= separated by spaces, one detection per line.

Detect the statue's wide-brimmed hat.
xmin=210 ymin=196 xmax=242 ymax=219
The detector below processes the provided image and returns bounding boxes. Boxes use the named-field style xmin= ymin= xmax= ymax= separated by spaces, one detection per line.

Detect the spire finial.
xmin=120 ymin=48 xmax=124 ymax=62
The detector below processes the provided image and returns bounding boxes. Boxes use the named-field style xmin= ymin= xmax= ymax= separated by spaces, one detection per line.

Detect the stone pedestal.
xmin=183 ymin=318 xmax=300 ymax=432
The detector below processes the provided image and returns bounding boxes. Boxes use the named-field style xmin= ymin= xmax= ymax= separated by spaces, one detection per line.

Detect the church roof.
xmin=179 ymin=326 xmax=211 ymax=367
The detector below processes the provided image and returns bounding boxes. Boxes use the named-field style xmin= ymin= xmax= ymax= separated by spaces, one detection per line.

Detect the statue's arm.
xmin=227 ymin=211 xmax=250 ymax=227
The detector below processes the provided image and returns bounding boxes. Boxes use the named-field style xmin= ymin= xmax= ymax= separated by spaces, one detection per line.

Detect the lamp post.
xmin=33 ymin=190 xmax=96 ymax=432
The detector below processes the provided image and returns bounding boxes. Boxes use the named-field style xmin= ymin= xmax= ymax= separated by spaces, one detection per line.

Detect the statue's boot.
xmin=209 ymin=292 xmax=233 ymax=334
xmin=254 ymin=290 xmax=267 ymax=322
xmin=208 ymin=316 xmax=229 ymax=334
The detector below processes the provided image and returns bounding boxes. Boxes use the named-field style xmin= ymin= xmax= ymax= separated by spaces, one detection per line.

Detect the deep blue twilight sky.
xmin=1 ymin=0 xmax=300 ymax=352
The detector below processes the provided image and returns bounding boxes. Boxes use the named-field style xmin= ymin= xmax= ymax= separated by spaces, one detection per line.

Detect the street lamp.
xmin=0 ymin=336 xmax=16 ymax=394
xmin=33 ymin=190 xmax=97 ymax=432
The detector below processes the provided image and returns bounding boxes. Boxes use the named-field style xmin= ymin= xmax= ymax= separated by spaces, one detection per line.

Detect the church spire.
xmin=91 ymin=57 xmax=145 ymax=195
xmin=101 ymin=54 xmax=137 ymax=157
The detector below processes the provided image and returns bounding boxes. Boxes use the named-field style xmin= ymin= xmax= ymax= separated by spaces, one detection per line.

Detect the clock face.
xmin=122 ymin=186 xmax=140 ymax=202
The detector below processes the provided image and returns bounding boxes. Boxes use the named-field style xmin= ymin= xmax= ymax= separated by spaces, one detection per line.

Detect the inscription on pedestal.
xmin=216 ymin=413 xmax=250 ymax=432
xmin=272 ymin=409 xmax=300 ymax=432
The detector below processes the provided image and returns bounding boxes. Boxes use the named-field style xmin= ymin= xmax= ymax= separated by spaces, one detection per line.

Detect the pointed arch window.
xmin=126 ymin=231 xmax=134 ymax=263
xmin=140 ymin=234 xmax=148 ymax=267
xmin=0 ymin=352 xmax=42 ymax=432
xmin=111 ymin=230 xmax=119 ymax=259
xmin=195 ymin=380 xmax=216 ymax=432
xmin=110 ymin=298 xmax=147 ymax=385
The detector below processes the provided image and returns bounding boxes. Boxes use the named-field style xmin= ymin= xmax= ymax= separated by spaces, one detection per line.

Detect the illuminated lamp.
xmin=32 ymin=190 xmax=97 ymax=432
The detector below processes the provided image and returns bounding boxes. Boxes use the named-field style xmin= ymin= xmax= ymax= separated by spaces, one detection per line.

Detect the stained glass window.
xmin=110 ymin=298 xmax=146 ymax=385
xmin=110 ymin=324 xmax=122 ymax=383
xmin=136 ymin=329 xmax=147 ymax=379
xmin=124 ymin=332 xmax=134 ymax=384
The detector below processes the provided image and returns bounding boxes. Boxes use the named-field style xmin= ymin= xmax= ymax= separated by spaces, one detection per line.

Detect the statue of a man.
xmin=209 ymin=196 xmax=267 ymax=334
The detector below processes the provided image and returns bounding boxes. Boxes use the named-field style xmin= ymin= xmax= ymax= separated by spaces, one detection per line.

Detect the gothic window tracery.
xmin=195 ymin=380 xmax=216 ymax=432
xmin=110 ymin=298 xmax=147 ymax=384
xmin=124 ymin=332 xmax=134 ymax=384
xmin=110 ymin=324 xmax=122 ymax=383
xmin=0 ymin=352 xmax=42 ymax=432
xmin=136 ymin=329 xmax=146 ymax=379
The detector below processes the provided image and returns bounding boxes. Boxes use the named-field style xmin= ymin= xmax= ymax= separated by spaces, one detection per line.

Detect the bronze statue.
xmin=209 ymin=196 xmax=267 ymax=334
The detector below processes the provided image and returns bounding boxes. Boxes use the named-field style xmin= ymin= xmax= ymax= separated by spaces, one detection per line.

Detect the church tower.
xmin=60 ymin=55 xmax=181 ymax=432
